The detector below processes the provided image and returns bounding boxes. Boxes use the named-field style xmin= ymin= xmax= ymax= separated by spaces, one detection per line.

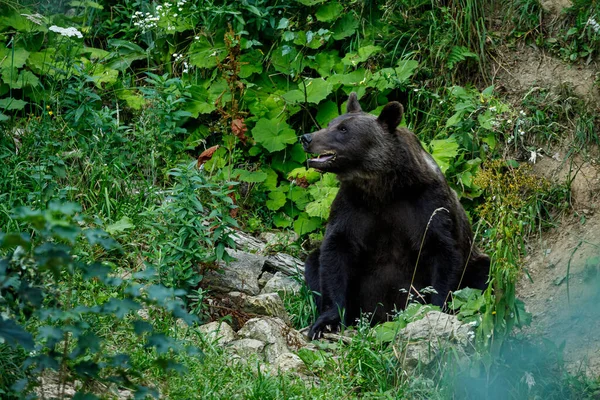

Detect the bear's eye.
xmin=339 ymin=126 xmax=347 ymax=133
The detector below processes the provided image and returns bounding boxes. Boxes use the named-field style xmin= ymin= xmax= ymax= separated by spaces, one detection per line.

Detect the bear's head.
xmin=301 ymin=93 xmax=404 ymax=177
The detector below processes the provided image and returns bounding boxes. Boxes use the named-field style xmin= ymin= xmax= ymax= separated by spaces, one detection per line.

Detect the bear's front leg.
xmin=308 ymin=235 xmax=357 ymax=339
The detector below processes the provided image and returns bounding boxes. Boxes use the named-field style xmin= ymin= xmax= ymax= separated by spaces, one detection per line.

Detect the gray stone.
xmin=237 ymin=317 xmax=308 ymax=363
xmin=261 ymin=272 xmax=302 ymax=296
xmin=258 ymin=272 xmax=274 ymax=289
xmin=204 ymin=249 xmax=266 ymax=295
xmin=259 ymin=231 xmax=299 ymax=248
xmin=229 ymin=292 xmax=290 ymax=323
xmin=198 ymin=321 xmax=236 ymax=345
xmin=396 ymin=311 xmax=475 ymax=368
xmin=270 ymin=353 xmax=307 ymax=375
xmin=228 ymin=338 xmax=266 ymax=360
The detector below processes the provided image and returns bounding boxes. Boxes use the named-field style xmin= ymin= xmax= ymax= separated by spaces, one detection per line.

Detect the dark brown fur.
xmin=301 ymin=93 xmax=489 ymax=339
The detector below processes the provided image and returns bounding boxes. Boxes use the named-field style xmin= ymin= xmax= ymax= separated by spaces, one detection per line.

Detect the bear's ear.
xmin=377 ymin=101 xmax=404 ymax=132
xmin=346 ymin=92 xmax=362 ymax=113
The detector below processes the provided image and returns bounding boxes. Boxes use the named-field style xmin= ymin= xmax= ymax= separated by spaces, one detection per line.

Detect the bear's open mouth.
xmin=309 ymin=151 xmax=336 ymax=164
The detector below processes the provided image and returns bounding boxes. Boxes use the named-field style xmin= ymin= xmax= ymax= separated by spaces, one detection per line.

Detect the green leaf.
xmin=316 ymin=100 xmax=340 ymax=127
xmin=428 ymin=137 xmax=459 ymax=174
xmin=0 ymin=46 xmax=30 ymax=69
xmin=266 ymin=190 xmax=287 ymax=211
xmin=445 ymin=111 xmax=463 ymax=128
xmin=0 ymin=318 xmax=34 ymax=350
xmin=0 ymin=97 xmax=26 ymax=110
xmin=184 ymin=85 xmax=216 ymax=117
xmin=306 ymin=50 xmax=343 ymax=77
xmin=477 ymin=110 xmax=494 ymax=130
xmin=282 ymin=89 xmax=305 ymax=104
xmin=233 ymin=169 xmax=268 ymax=183
xmin=316 ymin=2 xmax=343 ymax=22
xmin=331 ymin=13 xmax=359 ymax=40
xmin=252 ymin=118 xmax=297 ymax=153
xmin=3 ymin=70 xmax=39 ymax=89
xmin=273 ymin=213 xmax=292 ymax=228
xmin=189 ymin=36 xmax=225 ymax=69
xmin=239 ymin=50 xmax=263 ymax=78
xmin=295 ymin=0 xmax=326 ymax=4
xmin=341 ymin=45 xmax=381 ymax=66
xmin=302 ymin=78 xmax=332 ymax=104
xmin=270 ymin=45 xmax=302 ymax=76
xmin=306 ymin=185 xmax=338 ymax=219
xmin=293 ymin=215 xmax=322 ymax=235
xmin=105 ymin=216 xmax=134 ymax=234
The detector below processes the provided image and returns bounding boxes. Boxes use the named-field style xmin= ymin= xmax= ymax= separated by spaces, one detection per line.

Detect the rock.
xmin=198 ymin=321 xmax=236 ymax=345
xmin=270 ymin=353 xmax=307 ymax=375
xmin=228 ymin=338 xmax=266 ymax=360
xmin=229 ymin=292 xmax=290 ymax=323
xmin=264 ymin=253 xmax=305 ymax=276
xmin=259 ymin=231 xmax=299 ymax=248
xmin=258 ymin=272 xmax=274 ymax=289
xmin=261 ymin=272 xmax=302 ymax=296
xmin=237 ymin=317 xmax=308 ymax=363
xmin=204 ymin=249 xmax=266 ymax=295
xmin=396 ymin=311 xmax=475 ymax=368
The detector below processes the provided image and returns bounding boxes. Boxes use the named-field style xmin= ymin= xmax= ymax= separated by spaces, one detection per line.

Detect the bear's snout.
xmin=300 ymin=133 xmax=313 ymax=150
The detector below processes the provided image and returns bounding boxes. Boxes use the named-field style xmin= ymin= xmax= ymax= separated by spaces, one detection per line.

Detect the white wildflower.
xmin=49 ymin=25 xmax=83 ymax=38
xmin=523 ymin=372 xmax=536 ymax=389
xmin=489 ymin=106 xmax=496 ymax=112
xmin=588 ymin=17 xmax=600 ymax=34
xmin=520 ymin=110 xmax=526 ymax=116
xmin=21 ymin=13 xmax=44 ymax=25
xmin=529 ymin=148 xmax=543 ymax=164
xmin=194 ymin=36 xmax=200 ymax=40
xmin=507 ymin=119 xmax=512 ymax=124
xmin=173 ymin=13 xmax=178 ymax=17
xmin=519 ymin=129 xmax=525 ymax=136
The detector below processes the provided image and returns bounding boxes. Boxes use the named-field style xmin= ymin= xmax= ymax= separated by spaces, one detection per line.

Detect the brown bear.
xmin=301 ymin=93 xmax=489 ymax=339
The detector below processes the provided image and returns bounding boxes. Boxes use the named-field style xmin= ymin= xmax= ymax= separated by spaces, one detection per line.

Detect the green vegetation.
xmin=0 ymin=0 xmax=599 ymax=398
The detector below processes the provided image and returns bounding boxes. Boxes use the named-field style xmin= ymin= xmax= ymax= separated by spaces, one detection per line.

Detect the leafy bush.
xmin=0 ymin=201 xmax=198 ymax=397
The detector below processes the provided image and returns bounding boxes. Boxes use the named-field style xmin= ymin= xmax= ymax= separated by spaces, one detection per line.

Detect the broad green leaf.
xmin=262 ymin=167 xmax=279 ymax=191
xmin=239 ymin=50 xmax=263 ymax=78
xmin=306 ymin=50 xmax=343 ymax=77
xmin=287 ymin=186 xmax=310 ymax=210
xmin=184 ymin=85 xmax=216 ymax=117
xmin=445 ymin=111 xmax=463 ymax=128
xmin=70 ymin=0 xmax=104 ymax=9
xmin=82 ymin=46 xmax=110 ymax=59
xmin=106 ymin=39 xmax=146 ymax=71
xmin=293 ymin=215 xmax=322 ymax=235
xmin=342 ymin=45 xmax=382 ymax=66
xmin=328 ymin=69 xmax=370 ymax=88
xmin=273 ymin=213 xmax=292 ymax=228
xmin=105 ymin=216 xmax=134 ymax=234
xmin=233 ymin=169 xmax=268 ymax=183
xmin=302 ymin=78 xmax=332 ymax=104
xmin=428 ymin=137 xmax=459 ymax=174
xmin=116 ymin=89 xmax=145 ymax=110
xmin=282 ymin=89 xmax=305 ymax=104
xmin=316 ymin=100 xmax=339 ymax=127
xmin=0 ymin=318 xmax=34 ymax=350
xmin=316 ymin=2 xmax=343 ymax=22
xmin=266 ymin=190 xmax=287 ymax=211
xmin=306 ymin=185 xmax=338 ymax=219
xmin=89 ymin=65 xmax=119 ymax=88
xmin=3 ymin=70 xmax=39 ymax=89
xmin=0 ymin=97 xmax=27 ymax=110
xmin=394 ymin=60 xmax=419 ymax=82
xmin=288 ymin=167 xmax=322 ymax=184
xmin=477 ymin=110 xmax=494 ymax=130
xmin=252 ymin=118 xmax=298 ymax=152
xmin=331 ymin=13 xmax=359 ymax=40
xmin=0 ymin=46 xmax=30 ymax=69
xmin=270 ymin=45 xmax=302 ymax=76
xmin=189 ymin=36 xmax=225 ymax=69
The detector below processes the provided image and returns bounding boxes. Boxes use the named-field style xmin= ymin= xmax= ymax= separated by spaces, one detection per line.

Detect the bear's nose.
xmin=300 ymin=134 xmax=312 ymax=147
